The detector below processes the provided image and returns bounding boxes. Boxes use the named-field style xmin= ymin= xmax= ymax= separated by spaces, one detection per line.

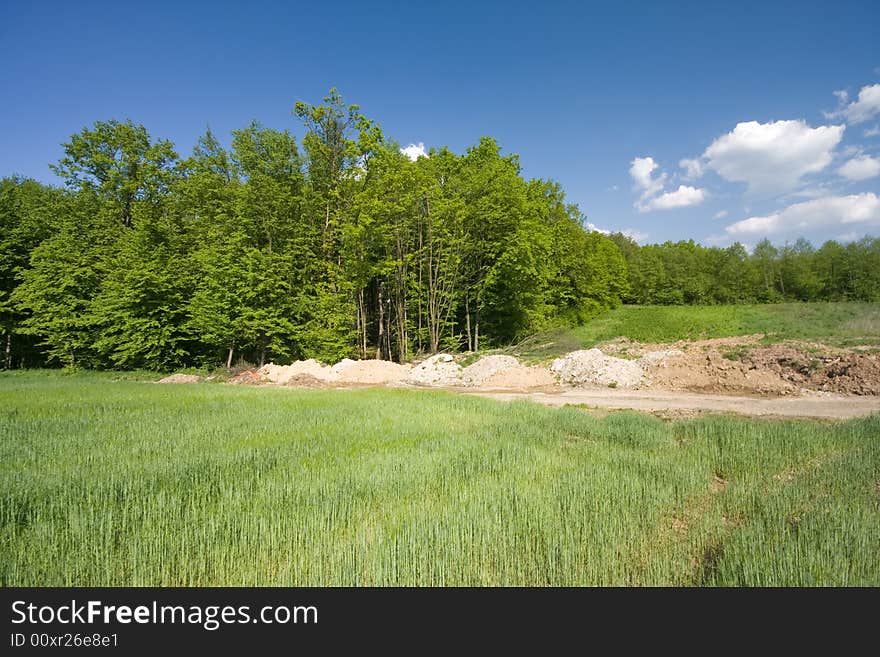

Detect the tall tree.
xmin=51 ymin=119 xmax=178 ymax=228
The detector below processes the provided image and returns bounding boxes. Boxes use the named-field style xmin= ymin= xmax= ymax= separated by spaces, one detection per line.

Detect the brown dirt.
xmin=228 ymin=370 xmax=264 ymax=385
xmin=623 ymin=336 xmax=880 ymax=396
xmin=225 ymin=337 xmax=880 ymax=418
xmin=282 ymin=374 xmax=329 ymax=388
xmin=741 ymin=345 xmax=880 ymax=395
xmin=480 ymin=365 xmax=557 ymax=389
xmin=335 ymin=360 xmax=411 ymax=385
xmin=156 ymin=373 xmax=201 ymax=384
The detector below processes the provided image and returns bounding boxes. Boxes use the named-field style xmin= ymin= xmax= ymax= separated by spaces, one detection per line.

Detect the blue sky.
xmin=2 ymin=0 xmax=879 ymax=247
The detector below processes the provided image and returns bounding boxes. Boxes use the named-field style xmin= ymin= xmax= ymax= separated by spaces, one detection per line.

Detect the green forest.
xmin=2 ymin=90 xmax=879 ymax=371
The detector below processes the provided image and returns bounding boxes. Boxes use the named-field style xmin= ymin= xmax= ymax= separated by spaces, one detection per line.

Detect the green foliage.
xmin=11 ymin=192 xmax=117 ymax=367
xmin=4 ymin=92 xmax=879 ymax=371
xmin=51 ymin=119 xmax=178 ymax=228
xmin=613 ymin=233 xmax=880 ymax=305
xmin=2 ymin=372 xmax=878 ymax=585
xmin=0 ymin=177 xmax=58 ymax=367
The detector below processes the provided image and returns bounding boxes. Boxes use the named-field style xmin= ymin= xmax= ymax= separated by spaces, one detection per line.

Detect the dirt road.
xmin=462 ymin=388 xmax=880 ymax=419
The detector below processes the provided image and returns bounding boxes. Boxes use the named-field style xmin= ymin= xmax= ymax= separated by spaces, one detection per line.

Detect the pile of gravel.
xmin=406 ymin=354 xmax=463 ymax=386
xmin=460 ymin=355 xmax=520 ymax=386
xmin=550 ymin=349 xmax=644 ymax=388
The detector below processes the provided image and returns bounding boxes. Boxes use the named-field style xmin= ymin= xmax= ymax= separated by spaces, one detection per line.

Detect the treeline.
xmin=608 ymin=234 xmax=880 ymax=305
xmin=0 ymin=90 xmax=627 ymax=370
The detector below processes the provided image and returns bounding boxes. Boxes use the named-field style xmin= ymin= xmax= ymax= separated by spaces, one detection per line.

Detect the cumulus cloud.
xmin=585 ymin=222 xmax=648 ymax=242
xmin=838 ymin=155 xmax=880 ymax=181
xmin=702 ymin=120 xmax=845 ymax=197
xmin=826 ymin=84 xmax=880 ymax=124
xmin=629 ymin=157 xmax=666 ymax=197
xmin=641 ymin=185 xmax=708 ymax=211
xmin=725 ymin=193 xmax=880 ymax=237
xmin=714 ymin=210 xmax=728 ymax=220
xmin=400 ymin=142 xmax=427 ymax=161
xmin=679 ymin=158 xmax=703 ymax=179
xmin=630 ymin=156 xmax=707 ymax=212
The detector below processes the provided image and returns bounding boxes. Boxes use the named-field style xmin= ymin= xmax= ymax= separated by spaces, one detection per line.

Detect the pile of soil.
xmin=742 ymin=345 xmax=880 ymax=395
xmin=480 ymin=365 xmax=556 ymax=389
xmin=643 ymin=350 xmax=796 ymax=395
xmin=157 ymin=373 xmax=201 ymax=384
xmin=259 ymin=360 xmax=333 ymax=384
xmin=228 ymin=370 xmax=264 ymax=385
xmin=335 ymin=359 xmax=411 ymax=385
xmin=230 ymin=337 xmax=880 ymax=398
xmin=550 ymin=349 xmax=645 ymax=388
xmin=461 ymin=354 xmax=556 ymax=389
xmin=282 ymin=374 xmax=329 ymax=388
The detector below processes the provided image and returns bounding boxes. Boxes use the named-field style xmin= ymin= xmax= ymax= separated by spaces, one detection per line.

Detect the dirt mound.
xmin=550 ymin=349 xmax=645 ymax=388
xmin=335 ymin=359 xmax=411 ymax=385
xmin=407 ymin=354 xmax=463 ymax=386
xmin=460 ymin=354 xmax=557 ymax=389
xmin=638 ymin=349 xmax=684 ymax=366
xmin=481 ymin=365 xmax=557 ymax=389
xmin=742 ymin=345 xmax=880 ymax=395
xmin=157 ymin=373 xmax=201 ymax=384
xmin=282 ymin=374 xmax=329 ymax=388
xmin=461 ymin=355 xmax=520 ymax=386
xmin=228 ymin=370 xmax=264 ymax=385
xmin=644 ymin=350 xmax=795 ymax=395
xmin=259 ymin=360 xmax=333 ymax=384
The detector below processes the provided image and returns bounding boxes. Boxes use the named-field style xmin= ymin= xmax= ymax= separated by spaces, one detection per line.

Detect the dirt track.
xmin=462 ymin=388 xmax=880 ymax=420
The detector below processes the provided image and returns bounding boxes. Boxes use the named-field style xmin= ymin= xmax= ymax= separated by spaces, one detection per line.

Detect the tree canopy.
xmin=2 ymin=90 xmax=878 ymax=370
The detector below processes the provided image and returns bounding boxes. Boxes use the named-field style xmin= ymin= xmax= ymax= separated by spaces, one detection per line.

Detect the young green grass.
xmin=1 ymin=372 xmax=878 ymax=586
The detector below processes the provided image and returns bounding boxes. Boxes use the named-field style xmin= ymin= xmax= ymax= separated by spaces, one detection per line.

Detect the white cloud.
xmin=630 ymin=156 xmax=706 ymax=212
xmin=833 ymin=89 xmax=849 ymax=104
xmin=629 ymin=157 xmax=666 ymax=196
xmin=827 ymin=84 xmax=880 ymax=124
xmin=679 ymin=158 xmax=703 ymax=179
xmin=725 ymin=193 xmax=880 ymax=237
xmin=400 ymin=142 xmax=427 ymax=161
xmin=703 ymin=120 xmax=845 ymax=196
xmin=837 ymin=231 xmax=863 ymax=243
xmin=585 ymin=222 xmax=609 ymax=234
xmin=585 ymin=222 xmax=648 ymax=242
xmin=865 ymin=125 xmax=880 ymax=138
xmin=714 ymin=210 xmax=728 ymax=219
xmin=838 ymin=155 xmax=880 ymax=181
xmin=640 ymin=185 xmax=708 ymax=212
xmin=622 ymin=229 xmax=649 ymax=243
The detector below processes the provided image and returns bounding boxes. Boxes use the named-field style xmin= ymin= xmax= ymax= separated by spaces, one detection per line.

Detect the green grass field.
xmin=508 ymin=302 xmax=880 ymax=362
xmin=2 ymin=371 xmax=877 ymax=586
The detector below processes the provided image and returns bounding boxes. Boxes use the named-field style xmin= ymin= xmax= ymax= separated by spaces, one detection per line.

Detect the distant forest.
xmin=1 ymin=90 xmax=878 ymax=370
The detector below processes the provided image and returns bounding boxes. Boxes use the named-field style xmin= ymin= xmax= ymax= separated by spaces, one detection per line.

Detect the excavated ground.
xmin=161 ymin=335 xmax=880 ymax=419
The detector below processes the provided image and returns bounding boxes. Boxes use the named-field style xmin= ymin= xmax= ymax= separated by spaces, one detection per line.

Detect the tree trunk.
xmin=358 ymin=289 xmax=368 ymax=358
xmin=465 ymin=294 xmax=472 ymax=352
xmin=376 ymin=282 xmax=385 ymax=360
xmin=259 ymin=335 xmax=266 ymax=368
xmin=474 ymin=308 xmax=480 ymax=352
xmin=226 ymin=344 xmax=235 ymax=369
xmin=4 ymin=331 xmax=11 ymax=370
